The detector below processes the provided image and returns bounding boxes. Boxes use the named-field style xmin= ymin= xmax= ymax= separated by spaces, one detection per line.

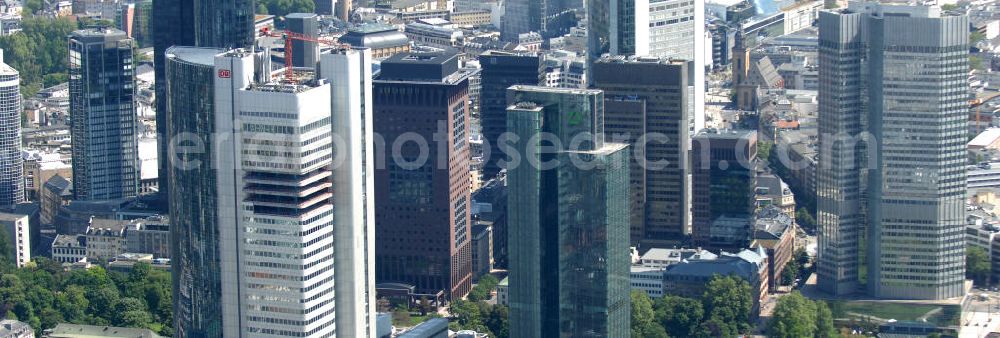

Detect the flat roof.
xmin=166 ymin=46 xmax=226 ymax=66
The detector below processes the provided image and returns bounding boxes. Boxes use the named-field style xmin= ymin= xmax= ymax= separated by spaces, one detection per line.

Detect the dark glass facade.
xmin=691 ymin=130 xmax=758 ymax=250
xmin=69 ymin=29 xmax=139 ymax=201
xmin=153 ymin=0 xmax=254 ymax=203
xmin=506 ymin=86 xmax=630 ymax=338
xmin=477 ymin=51 xmax=541 ymax=179
xmin=165 ymin=47 xmax=225 ymax=338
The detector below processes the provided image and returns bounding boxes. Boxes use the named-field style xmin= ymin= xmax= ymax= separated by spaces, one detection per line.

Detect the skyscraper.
xmin=502 ymin=0 xmax=578 ymax=41
xmin=373 ymin=51 xmax=475 ymax=299
xmin=154 ymin=0 xmax=255 ymax=203
xmin=602 ymin=0 xmax=706 ymax=132
xmin=506 ymin=85 xmax=631 ymax=337
xmin=0 ymin=51 xmax=22 ymax=210
xmin=164 ymin=46 xmax=225 ymax=338
xmin=816 ymin=3 xmax=967 ymax=300
xmin=167 ymin=47 xmax=377 ymax=337
xmin=69 ymin=28 xmax=139 ymax=201
xmin=591 ymin=56 xmax=689 ymax=244
xmin=287 ymin=13 xmax=320 ymax=68
xmin=478 ymin=51 xmax=541 ymax=180
xmin=691 ymin=129 xmax=758 ymax=250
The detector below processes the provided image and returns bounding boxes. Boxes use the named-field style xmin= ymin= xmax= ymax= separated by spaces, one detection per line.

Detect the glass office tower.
xmin=69 ymin=28 xmax=139 ymax=201
xmin=0 ymin=52 xmax=21 ymax=209
xmin=506 ymin=86 xmax=630 ymax=337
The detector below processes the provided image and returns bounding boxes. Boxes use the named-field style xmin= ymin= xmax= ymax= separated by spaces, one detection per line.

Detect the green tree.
xmin=259 ymin=0 xmax=315 ymax=17
xmin=967 ymin=246 xmax=991 ymax=285
xmin=796 ymin=207 xmax=817 ymax=229
xmin=758 ymin=141 xmax=773 ymax=164
xmin=483 ymin=304 xmax=509 ymax=338
xmin=22 ymin=0 xmax=43 ymax=16
xmin=941 ymin=3 xmax=958 ymax=10
xmin=702 ymin=276 xmax=754 ymax=336
xmin=815 ymin=301 xmax=839 ymax=338
xmin=654 ymin=295 xmax=703 ymax=337
xmin=257 ymin=3 xmax=269 ymax=14
xmin=769 ymin=292 xmax=817 ymax=338
xmin=468 ymin=274 xmax=499 ymax=302
xmin=450 ymin=299 xmax=482 ymax=327
xmin=631 ymin=291 xmax=668 ymax=338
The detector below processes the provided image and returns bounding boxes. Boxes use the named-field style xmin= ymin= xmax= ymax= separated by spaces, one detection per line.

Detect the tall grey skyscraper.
xmin=506 ymin=85 xmax=631 ymax=337
xmin=154 ymin=0 xmax=255 ymax=203
xmin=287 ymin=13 xmax=320 ymax=68
xmin=816 ymin=3 xmax=967 ymax=300
xmin=167 ymin=47 xmax=377 ymax=337
xmin=69 ymin=29 xmax=139 ymax=201
xmin=0 ymin=51 xmax=22 ymax=209
xmin=591 ymin=56 xmax=689 ymax=244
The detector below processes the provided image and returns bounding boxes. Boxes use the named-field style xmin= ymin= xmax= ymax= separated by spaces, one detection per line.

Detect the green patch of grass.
xmin=828 ymin=301 xmax=961 ymax=327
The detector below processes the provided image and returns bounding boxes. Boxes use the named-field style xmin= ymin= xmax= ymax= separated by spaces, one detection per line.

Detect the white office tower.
xmin=319 ymin=48 xmax=378 ymax=338
xmin=188 ymin=48 xmax=377 ymax=337
xmin=0 ymin=50 xmax=22 ymax=209
xmin=609 ymin=0 xmax=706 ymax=132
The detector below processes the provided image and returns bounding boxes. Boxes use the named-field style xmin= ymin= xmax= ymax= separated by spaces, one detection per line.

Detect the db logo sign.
xmin=218 ymin=69 xmax=231 ymax=78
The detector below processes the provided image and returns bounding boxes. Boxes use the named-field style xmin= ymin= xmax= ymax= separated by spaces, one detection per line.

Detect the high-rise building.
xmin=591 ymin=56 xmax=689 ymax=244
xmin=603 ymin=0 xmax=706 ymax=132
xmin=502 ymin=0 xmax=578 ymax=41
xmin=167 ymin=47 xmax=377 ymax=337
xmin=816 ymin=3 xmax=967 ymax=300
xmin=478 ymin=51 xmax=541 ymax=180
xmin=315 ymin=0 xmax=334 ymax=16
xmin=691 ymin=129 xmax=758 ymax=250
xmin=69 ymin=28 xmax=139 ymax=201
xmin=154 ymin=0 xmax=255 ymax=203
xmin=287 ymin=13 xmax=320 ymax=68
xmin=335 ymin=0 xmax=351 ymax=22
xmin=506 ymin=85 xmax=631 ymax=337
xmin=0 ymin=51 xmax=22 ymax=210
xmin=373 ymin=51 xmax=475 ymax=299
xmin=164 ymin=46 xmax=226 ymax=338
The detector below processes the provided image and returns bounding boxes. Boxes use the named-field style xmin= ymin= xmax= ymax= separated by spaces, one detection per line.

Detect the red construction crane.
xmin=259 ymin=27 xmax=347 ymax=82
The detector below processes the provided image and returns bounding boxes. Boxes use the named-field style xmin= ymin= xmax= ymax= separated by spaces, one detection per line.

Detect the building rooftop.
xmin=0 ymin=319 xmax=32 ymax=337
xmin=70 ymin=27 xmax=129 ymax=42
xmin=44 ymin=323 xmax=163 ymax=338
xmin=970 ymin=128 xmax=1000 ymax=148
xmin=0 ymin=212 xmax=26 ymax=222
xmin=52 ymin=234 xmax=84 ymax=247
xmin=754 ymin=205 xmax=794 ymax=240
xmin=166 ymin=46 xmax=226 ymax=67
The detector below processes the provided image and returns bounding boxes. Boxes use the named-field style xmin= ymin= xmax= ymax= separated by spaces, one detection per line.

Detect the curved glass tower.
xmin=0 ymin=52 xmax=21 ymax=209
xmin=166 ymin=46 xmax=225 ymax=338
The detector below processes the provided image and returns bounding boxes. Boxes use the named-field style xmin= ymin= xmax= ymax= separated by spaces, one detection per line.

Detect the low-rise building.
xmin=630 ymin=266 xmax=666 ymax=298
xmin=0 ymin=319 xmax=33 ymax=338
xmin=40 ymin=175 xmax=71 ymax=226
xmin=639 ymin=248 xmax=717 ymax=269
xmin=124 ymin=216 xmax=169 ymax=259
xmin=50 ymin=234 xmax=85 ymax=264
xmin=751 ymin=205 xmax=795 ymax=291
xmin=663 ymin=248 xmax=769 ymax=310
xmin=22 ymin=150 xmax=71 ymax=201
xmin=85 ymin=219 xmax=127 ymax=264
xmin=449 ymin=10 xmax=491 ymax=27
xmin=339 ymin=24 xmax=411 ymax=59
xmin=404 ymin=20 xmax=463 ymax=48
xmin=496 ymin=276 xmax=508 ymax=306
xmin=470 ymin=223 xmax=492 ymax=281
xmin=756 ymin=173 xmax=795 ymax=217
